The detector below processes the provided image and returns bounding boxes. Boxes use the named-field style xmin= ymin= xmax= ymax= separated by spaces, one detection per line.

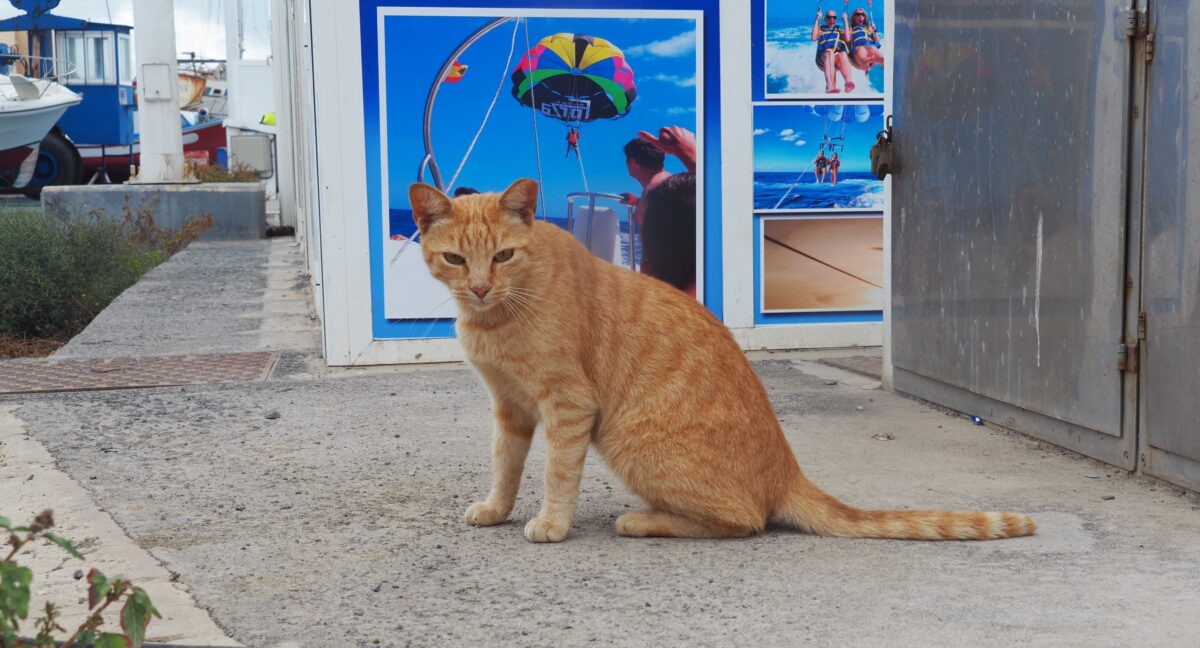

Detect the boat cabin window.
xmin=118 ymin=33 xmax=132 ymax=84
xmin=56 ymin=30 xmax=118 ymax=85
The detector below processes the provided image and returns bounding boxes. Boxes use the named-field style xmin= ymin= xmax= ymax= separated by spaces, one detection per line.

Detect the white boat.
xmin=0 ymin=73 xmax=81 ymax=188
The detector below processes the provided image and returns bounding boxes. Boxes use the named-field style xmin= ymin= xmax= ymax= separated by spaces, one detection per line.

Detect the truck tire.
xmin=22 ymin=130 xmax=82 ymax=199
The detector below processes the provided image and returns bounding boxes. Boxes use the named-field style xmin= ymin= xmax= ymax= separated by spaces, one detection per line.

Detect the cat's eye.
xmin=443 ymin=252 xmax=466 ymax=265
xmin=493 ymin=249 xmax=515 ymax=263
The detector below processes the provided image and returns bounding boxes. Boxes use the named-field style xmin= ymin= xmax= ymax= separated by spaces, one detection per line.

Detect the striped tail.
xmin=777 ymin=476 xmax=1036 ymax=541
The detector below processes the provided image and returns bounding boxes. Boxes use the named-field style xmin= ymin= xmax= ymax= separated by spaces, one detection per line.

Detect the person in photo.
xmin=814 ymin=150 xmax=829 ymax=184
xmin=811 ymin=9 xmax=854 ymax=93
xmin=844 ymin=5 xmax=884 ymax=76
xmin=565 ymin=127 xmax=580 ymax=159
xmin=829 ymin=152 xmax=842 ymax=186
xmin=620 ymin=126 xmax=696 ymax=227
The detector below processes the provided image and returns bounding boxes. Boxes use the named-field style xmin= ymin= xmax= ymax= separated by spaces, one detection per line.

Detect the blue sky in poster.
xmin=753 ymin=104 xmax=882 ymax=173
xmin=383 ymin=14 xmax=698 ymax=220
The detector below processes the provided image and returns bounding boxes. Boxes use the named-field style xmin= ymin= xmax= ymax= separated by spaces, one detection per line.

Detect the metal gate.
xmin=892 ymin=0 xmax=1138 ymax=469
xmin=1139 ymin=0 xmax=1200 ymax=491
xmin=892 ymin=0 xmax=1198 ymax=487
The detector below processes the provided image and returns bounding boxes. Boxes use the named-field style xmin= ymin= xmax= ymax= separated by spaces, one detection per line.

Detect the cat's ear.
xmin=409 ymin=183 xmax=453 ymax=234
xmin=499 ymin=178 xmax=538 ymax=226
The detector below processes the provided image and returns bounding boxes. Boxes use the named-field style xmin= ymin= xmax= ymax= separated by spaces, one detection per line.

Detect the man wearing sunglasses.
xmin=811 ymin=10 xmax=854 ymax=93
xmin=845 ymin=7 xmax=885 ymax=72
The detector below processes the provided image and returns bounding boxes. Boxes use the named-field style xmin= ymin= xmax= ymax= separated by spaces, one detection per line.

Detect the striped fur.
xmin=410 ymin=179 xmax=1036 ymax=543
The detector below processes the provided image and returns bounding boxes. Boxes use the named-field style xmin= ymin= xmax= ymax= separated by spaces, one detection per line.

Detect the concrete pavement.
xmin=2 ymin=239 xmax=1198 ymax=647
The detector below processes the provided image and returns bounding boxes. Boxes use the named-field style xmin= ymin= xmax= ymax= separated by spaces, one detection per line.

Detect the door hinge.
xmin=1125 ymin=7 xmax=1154 ymax=62
xmin=1118 ymin=341 xmax=1140 ymax=373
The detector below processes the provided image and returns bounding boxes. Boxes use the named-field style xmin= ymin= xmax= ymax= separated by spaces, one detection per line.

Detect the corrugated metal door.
xmin=1139 ymin=0 xmax=1200 ymax=491
xmin=891 ymin=0 xmax=1139 ymax=468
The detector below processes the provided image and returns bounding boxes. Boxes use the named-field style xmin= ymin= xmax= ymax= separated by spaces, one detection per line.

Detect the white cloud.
xmin=649 ymin=73 xmax=696 ymax=88
xmin=753 ymin=128 xmax=769 ymax=135
xmin=666 ymin=106 xmax=696 ymax=115
xmin=781 ymin=133 xmax=800 ymax=142
xmin=793 ymin=139 xmax=808 ymax=146
xmin=624 ymin=30 xmax=696 ymax=58
xmin=779 ymin=128 xmax=794 ymax=136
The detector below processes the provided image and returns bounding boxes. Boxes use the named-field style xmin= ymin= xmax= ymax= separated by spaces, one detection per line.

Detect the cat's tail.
xmin=776 ymin=475 xmax=1036 ymax=541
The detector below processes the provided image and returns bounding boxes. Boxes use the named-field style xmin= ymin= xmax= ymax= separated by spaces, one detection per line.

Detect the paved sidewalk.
xmin=2 ymin=239 xmax=1198 ymax=647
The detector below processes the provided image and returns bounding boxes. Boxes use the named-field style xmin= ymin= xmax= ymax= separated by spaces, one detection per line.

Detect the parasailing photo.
xmin=765 ymin=0 xmax=886 ymax=98
xmin=369 ymin=8 xmax=704 ymax=337
xmin=753 ymin=103 xmax=885 ymax=211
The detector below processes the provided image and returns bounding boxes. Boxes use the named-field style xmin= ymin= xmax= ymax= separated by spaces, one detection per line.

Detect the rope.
xmin=522 ymin=19 xmax=548 ymax=219
xmin=771 ymin=159 xmax=817 ymax=209
xmin=446 ymin=19 xmax=520 ymax=192
xmin=575 ymin=139 xmax=590 ymax=193
xmin=765 ymin=236 xmax=883 ymax=289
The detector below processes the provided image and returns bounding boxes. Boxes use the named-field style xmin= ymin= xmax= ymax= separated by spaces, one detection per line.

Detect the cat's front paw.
xmin=523 ymin=516 xmax=570 ymax=543
xmin=464 ymin=501 xmax=509 ymax=526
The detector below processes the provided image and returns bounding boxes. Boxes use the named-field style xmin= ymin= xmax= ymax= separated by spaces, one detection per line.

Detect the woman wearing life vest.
xmin=844 ymin=6 xmax=884 ymax=72
xmin=811 ymin=9 xmax=853 ymax=93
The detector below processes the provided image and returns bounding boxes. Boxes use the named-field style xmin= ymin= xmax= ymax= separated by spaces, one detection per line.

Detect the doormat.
xmin=0 ymin=352 xmax=279 ymax=394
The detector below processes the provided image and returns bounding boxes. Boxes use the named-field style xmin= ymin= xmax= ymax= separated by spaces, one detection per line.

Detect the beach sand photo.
xmin=754 ymin=103 xmax=884 ymax=211
xmin=765 ymin=0 xmax=886 ymax=99
xmin=762 ymin=216 xmax=883 ymax=311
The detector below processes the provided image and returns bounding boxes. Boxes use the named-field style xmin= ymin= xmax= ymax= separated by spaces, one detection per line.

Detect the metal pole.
xmin=420 ymin=17 xmax=514 ymax=192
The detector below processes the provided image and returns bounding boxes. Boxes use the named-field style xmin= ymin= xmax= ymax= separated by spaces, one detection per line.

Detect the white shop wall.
xmin=286 ymin=0 xmax=891 ymax=365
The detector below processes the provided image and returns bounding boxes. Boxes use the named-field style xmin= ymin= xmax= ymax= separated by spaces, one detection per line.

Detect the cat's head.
xmin=408 ymin=178 xmax=539 ymax=313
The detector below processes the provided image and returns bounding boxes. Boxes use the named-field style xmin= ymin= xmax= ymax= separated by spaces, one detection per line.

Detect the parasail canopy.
xmin=511 ymin=33 xmax=637 ymax=126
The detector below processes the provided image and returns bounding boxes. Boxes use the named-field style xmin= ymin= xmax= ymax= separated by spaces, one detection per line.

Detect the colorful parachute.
xmin=442 ymin=60 xmax=468 ymax=83
xmin=511 ymin=33 xmax=637 ymax=126
xmin=804 ymin=104 xmax=877 ymax=124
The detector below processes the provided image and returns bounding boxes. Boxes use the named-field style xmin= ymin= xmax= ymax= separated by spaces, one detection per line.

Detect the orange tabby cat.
xmin=409 ymin=178 xmax=1036 ymax=543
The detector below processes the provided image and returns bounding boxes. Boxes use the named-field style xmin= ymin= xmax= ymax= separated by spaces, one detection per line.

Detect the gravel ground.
xmin=5 ymin=240 xmax=1198 ymax=647
xmin=9 ymin=358 xmax=1200 ymax=647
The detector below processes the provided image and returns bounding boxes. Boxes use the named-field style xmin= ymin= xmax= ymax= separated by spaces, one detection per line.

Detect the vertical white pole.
xmin=130 ymin=0 xmax=184 ymax=182
xmin=224 ymin=0 xmax=243 ymax=141
xmin=270 ymin=0 xmax=297 ymax=228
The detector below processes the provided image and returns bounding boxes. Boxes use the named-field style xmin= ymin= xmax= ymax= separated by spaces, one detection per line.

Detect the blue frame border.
xmin=752 ymin=215 xmax=883 ymax=325
xmin=360 ymin=0 xmax=723 ymax=340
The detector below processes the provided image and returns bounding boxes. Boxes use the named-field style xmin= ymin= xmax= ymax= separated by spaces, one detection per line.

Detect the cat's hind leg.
xmin=615 ymin=510 xmax=754 ymax=539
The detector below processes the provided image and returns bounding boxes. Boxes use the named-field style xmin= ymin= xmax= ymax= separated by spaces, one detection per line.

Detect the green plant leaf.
xmin=0 ymin=562 xmax=33 ymax=620
xmin=94 ymin=632 xmax=131 ymax=648
xmin=0 ymin=515 xmax=10 ymax=530
xmin=87 ymin=569 xmax=110 ymax=610
xmin=41 ymin=533 xmax=84 ymax=560
xmin=120 ymin=588 xmax=158 ymax=648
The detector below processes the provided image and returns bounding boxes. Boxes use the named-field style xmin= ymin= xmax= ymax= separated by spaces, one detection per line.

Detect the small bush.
xmin=194 ymin=162 xmax=259 ymax=183
xmin=0 ymin=201 xmax=212 ymax=340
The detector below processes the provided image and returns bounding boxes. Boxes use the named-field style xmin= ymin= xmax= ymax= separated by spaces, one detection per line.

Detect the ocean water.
xmin=754 ymin=171 xmax=885 ymax=210
xmin=388 ymin=210 xmax=638 ymax=267
xmin=765 ymin=26 xmax=885 ymax=96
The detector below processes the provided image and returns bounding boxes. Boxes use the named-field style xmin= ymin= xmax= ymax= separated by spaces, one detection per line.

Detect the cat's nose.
xmin=470 ymin=285 xmax=492 ymax=299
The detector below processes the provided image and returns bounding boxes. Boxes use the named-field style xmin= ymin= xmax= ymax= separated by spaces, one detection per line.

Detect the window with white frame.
xmin=55 ymin=30 xmax=117 ymax=84
xmin=118 ymin=33 xmax=132 ymax=84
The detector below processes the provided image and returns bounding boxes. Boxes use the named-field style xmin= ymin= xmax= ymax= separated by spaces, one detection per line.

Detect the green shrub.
xmin=0 ymin=208 xmax=142 ymax=339
xmin=0 ymin=202 xmax=212 ymax=340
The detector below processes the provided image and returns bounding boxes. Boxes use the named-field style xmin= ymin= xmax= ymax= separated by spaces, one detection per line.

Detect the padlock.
xmin=870 ymin=115 xmax=894 ymax=180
